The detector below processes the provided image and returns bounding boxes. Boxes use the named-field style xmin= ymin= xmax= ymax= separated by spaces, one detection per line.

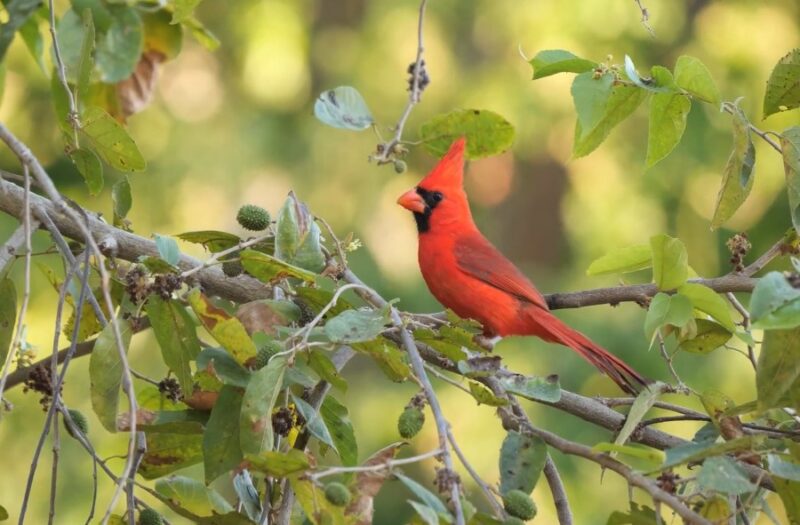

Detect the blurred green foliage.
xmin=1 ymin=0 xmax=799 ymax=523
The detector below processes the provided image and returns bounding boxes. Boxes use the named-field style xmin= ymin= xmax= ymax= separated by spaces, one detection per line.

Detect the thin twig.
xmin=179 ymin=233 xmax=272 ymax=279
xmin=721 ymin=102 xmax=782 ymax=154
xmin=727 ymin=292 xmax=756 ymax=370
xmin=447 ymin=430 xmax=505 ymax=519
xmin=543 ymin=456 xmax=573 ymax=525
xmin=310 ymin=449 xmax=442 ymax=480
xmin=633 ymin=0 xmax=655 ymax=36
xmin=343 ymin=269 xmax=465 ymax=525
xmin=741 ymin=236 xmax=787 ymax=277
xmin=48 ymin=0 xmax=80 ymax=146
xmin=372 ymin=0 xmax=428 ymax=164
xmin=0 ymin=165 xmax=33 ymax=403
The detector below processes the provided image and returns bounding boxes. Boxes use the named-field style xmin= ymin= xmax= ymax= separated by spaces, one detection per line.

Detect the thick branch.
xmin=0 ymin=178 xmax=271 ymax=303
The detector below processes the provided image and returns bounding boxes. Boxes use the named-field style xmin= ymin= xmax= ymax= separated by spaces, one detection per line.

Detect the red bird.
xmin=397 ymin=138 xmax=647 ymax=393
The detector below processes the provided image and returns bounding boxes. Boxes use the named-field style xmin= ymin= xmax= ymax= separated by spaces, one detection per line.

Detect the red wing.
xmin=453 ymin=234 xmax=549 ymax=311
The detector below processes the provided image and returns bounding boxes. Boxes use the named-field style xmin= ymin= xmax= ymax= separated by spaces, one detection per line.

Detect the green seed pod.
xmin=64 ymin=409 xmax=89 ymax=438
xmin=222 ymin=260 xmax=243 ymax=277
xmin=236 ymin=204 xmax=271 ymax=231
xmin=324 ymin=482 xmax=351 ymax=507
xmin=393 ymin=160 xmax=407 ymax=174
xmin=397 ymin=407 xmax=425 ymax=439
xmin=503 ymin=490 xmax=537 ymax=521
xmin=253 ymin=340 xmax=283 ymax=369
xmin=138 ymin=508 xmax=164 ymax=525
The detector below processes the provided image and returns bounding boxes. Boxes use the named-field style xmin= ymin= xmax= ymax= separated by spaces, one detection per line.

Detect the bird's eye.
xmin=432 ymin=191 xmax=443 ymax=202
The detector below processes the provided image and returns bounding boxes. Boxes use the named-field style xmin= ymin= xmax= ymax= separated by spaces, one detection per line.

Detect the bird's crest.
xmin=418 ymin=137 xmax=465 ymax=190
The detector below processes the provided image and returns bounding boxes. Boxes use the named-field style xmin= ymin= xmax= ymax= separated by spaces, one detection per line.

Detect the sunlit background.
xmin=1 ymin=0 xmax=798 ymax=523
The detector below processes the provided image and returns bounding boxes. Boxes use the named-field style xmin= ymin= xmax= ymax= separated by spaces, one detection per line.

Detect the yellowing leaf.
xmin=187 ymin=288 xmax=257 ymax=364
xmin=80 ymin=106 xmax=146 ymax=172
xmin=711 ymin=104 xmax=755 ymax=229
xmin=420 ymin=108 xmax=515 ymax=159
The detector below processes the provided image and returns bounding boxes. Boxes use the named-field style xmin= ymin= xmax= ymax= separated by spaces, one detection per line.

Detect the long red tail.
xmin=532 ymin=310 xmax=648 ymax=394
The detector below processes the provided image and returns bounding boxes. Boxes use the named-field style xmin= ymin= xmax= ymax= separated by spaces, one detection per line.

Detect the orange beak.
xmin=397 ymin=188 xmax=427 ymax=213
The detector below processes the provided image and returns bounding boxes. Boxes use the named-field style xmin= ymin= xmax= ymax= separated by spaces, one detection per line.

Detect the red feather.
xmin=400 ymin=138 xmax=647 ymax=394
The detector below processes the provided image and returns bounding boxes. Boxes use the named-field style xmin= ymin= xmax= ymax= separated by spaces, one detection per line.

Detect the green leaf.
xmin=321 ymin=396 xmax=358 ymax=466
xmin=140 ymin=432 xmax=203 ymax=479
xmin=0 ymin=0 xmax=42 ymax=62
xmin=181 ymin=16 xmax=219 ymax=51
xmin=615 ymin=382 xmax=669 ymax=447
xmin=644 ymin=292 xmax=693 ymax=340
xmin=351 ymin=339 xmax=410 ymax=382
xmin=677 ymin=319 xmax=732 ymax=354
xmin=246 ymin=448 xmax=310 ymax=477
xmin=711 ymin=104 xmax=756 ymax=229
xmin=69 ymin=148 xmax=103 ymax=195
xmin=409 ymin=501 xmax=440 ymax=525
xmin=468 ymin=381 xmax=508 ymax=406
xmin=499 ymin=430 xmax=547 ymax=494
xmin=658 ymin=435 xmax=762 ymax=471
xmin=782 ymin=126 xmax=800 ymax=235
xmin=146 ymin=297 xmax=201 ymax=393
xmin=240 ymin=249 xmax=316 ymax=284
xmin=80 ymin=106 xmax=146 ymax=172
xmin=203 ymin=385 xmax=244 ymax=483
xmin=623 ymin=56 xmax=674 ymax=93
xmin=697 ymin=456 xmax=756 ymax=495
xmin=187 ymin=288 xmax=258 ymax=365
xmin=89 ymin=319 xmax=132 ymax=432
xmin=290 ymin=476 xmax=346 ymax=525
xmin=292 ymin=394 xmax=337 ymax=451
xmin=0 ymin=504 xmax=7 ymax=520
xmin=170 ymin=0 xmax=202 ymax=24
xmin=95 ymin=6 xmax=143 ymax=83
xmin=314 ymin=85 xmax=374 ymax=131
xmin=75 ymin=9 xmax=96 ymax=111
xmin=112 ymin=175 xmax=132 ymax=225
xmin=645 ymin=91 xmax=691 ymax=167
xmin=139 ymin=410 xmax=207 ymax=434
xmin=395 ymin=473 xmax=451 ymax=517
xmin=413 ymin=328 xmax=467 ymax=362
xmin=308 ymin=349 xmax=347 ymax=392
xmin=324 ymin=307 xmax=390 ymax=344
xmin=274 ymin=192 xmax=325 ymax=273
xmin=498 ymin=374 xmax=561 ymax=403
xmin=607 ymin=503 xmax=662 ymax=525
xmin=586 ymin=244 xmax=652 ymax=276
xmin=750 ymin=272 xmax=800 ymax=330
xmin=649 ymin=234 xmax=688 ymax=290
xmin=673 ymin=55 xmax=720 ymax=104
xmin=764 ymin=48 xmax=800 ymax=118
xmin=529 ymin=49 xmax=596 ymax=79
xmin=574 ymin=83 xmax=647 ymax=158
xmin=677 ymin=282 xmax=735 ymax=331
xmin=19 ymin=15 xmax=45 ymax=74
xmin=154 ymin=234 xmax=181 ymax=266
xmin=756 ymin=327 xmax=800 ymax=411
xmin=239 ymin=355 xmax=286 ymax=455
xmin=419 ymin=108 xmax=515 ymax=159
xmin=769 ymin=454 xmax=800 ymax=481
xmin=177 ymin=230 xmax=242 ymax=253
xmin=0 ymin=279 xmax=16 ymax=370
xmin=154 ymin=475 xmax=234 ymax=516
xmin=774 ymin=477 xmax=800 ymax=525
xmin=572 ymin=71 xmax=614 ymax=139
xmin=196 ymin=348 xmax=251 ymax=388
xmin=592 ymin=443 xmax=664 ymax=469
xmin=143 ymin=10 xmax=183 ymax=59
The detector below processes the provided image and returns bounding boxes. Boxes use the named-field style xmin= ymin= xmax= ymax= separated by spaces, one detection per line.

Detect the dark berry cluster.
xmin=272 ymin=406 xmax=294 ymax=437
xmin=407 ymin=60 xmax=430 ymax=93
xmin=158 ymin=377 xmax=182 ymax=403
xmin=24 ymin=365 xmax=59 ymax=411
xmin=656 ymin=470 xmax=680 ymax=494
xmin=152 ymin=274 xmax=183 ymax=300
xmin=726 ymin=232 xmax=751 ymax=272
xmin=125 ymin=266 xmax=183 ymax=303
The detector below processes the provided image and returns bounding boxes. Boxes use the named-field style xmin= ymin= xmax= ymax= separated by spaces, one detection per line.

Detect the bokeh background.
xmin=1 ymin=0 xmax=798 ymax=523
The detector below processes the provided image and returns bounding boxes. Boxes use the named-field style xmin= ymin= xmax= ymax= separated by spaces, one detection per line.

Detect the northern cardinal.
xmin=397 ymin=138 xmax=647 ymax=393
